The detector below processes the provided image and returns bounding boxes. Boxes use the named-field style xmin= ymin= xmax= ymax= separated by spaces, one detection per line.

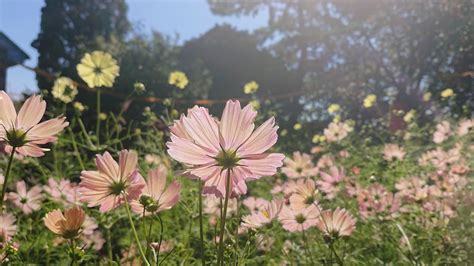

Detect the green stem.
xmin=106 ymin=227 xmax=113 ymax=264
xmin=96 ymin=89 xmax=101 ymax=145
xmin=198 ymin=180 xmax=206 ymax=266
xmin=77 ymin=118 xmax=95 ymax=148
xmin=0 ymin=146 xmax=16 ymax=211
xmin=301 ymin=229 xmax=313 ymax=264
xmin=70 ymin=238 xmax=77 ymax=266
xmin=68 ymin=127 xmax=85 ymax=170
xmin=329 ymin=241 xmax=343 ymax=266
xmin=124 ymin=198 xmax=150 ymax=265
xmin=217 ymin=169 xmax=231 ymax=265
xmin=156 ymin=215 xmax=164 ymax=263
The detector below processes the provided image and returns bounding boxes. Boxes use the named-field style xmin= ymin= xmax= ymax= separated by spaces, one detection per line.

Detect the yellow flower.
xmin=423 ymin=92 xmax=432 ymax=102
xmin=312 ymin=134 xmax=326 ymax=143
xmin=363 ymin=94 xmax=377 ymax=108
xmin=403 ymin=109 xmax=416 ymax=123
xmin=327 ymin=104 xmax=340 ymax=114
xmin=99 ymin=113 xmax=108 ymax=120
xmin=249 ymin=99 xmax=260 ymax=110
xmin=441 ymin=88 xmax=454 ymax=98
xmin=243 ymin=81 xmax=259 ymax=94
xmin=73 ymin=102 xmax=85 ymax=112
xmin=52 ymin=77 xmax=78 ymax=103
xmin=332 ymin=115 xmax=341 ymax=123
xmin=169 ymin=71 xmax=189 ymax=89
xmin=76 ymin=51 xmax=119 ymax=88
xmin=134 ymin=82 xmax=146 ymax=93
xmin=293 ymin=123 xmax=302 ymax=130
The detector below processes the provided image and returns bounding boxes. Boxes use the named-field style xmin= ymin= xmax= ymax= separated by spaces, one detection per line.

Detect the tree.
xmin=32 ymin=0 xmax=129 ymax=95
xmin=208 ymin=0 xmax=474 ymax=124
xmin=179 ymin=24 xmax=301 ymax=126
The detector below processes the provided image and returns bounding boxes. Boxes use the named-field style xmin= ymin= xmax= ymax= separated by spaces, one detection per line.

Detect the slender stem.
xmin=77 ymin=118 xmax=95 ymax=148
xmin=106 ymin=227 xmax=113 ymax=264
xmin=68 ymin=127 xmax=85 ymax=170
xmin=0 ymin=147 xmax=16 ymax=211
xmin=329 ymin=241 xmax=343 ymax=266
xmin=70 ymin=238 xmax=77 ymax=266
xmin=156 ymin=215 xmax=164 ymax=262
xmin=124 ymin=198 xmax=150 ymax=265
xmin=217 ymin=169 xmax=231 ymax=265
xmin=198 ymin=179 xmax=206 ymax=266
xmin=301 ymin=229 xmax=313 ymax=264
xmin=96 ymin=89 xmax=101 ymax=145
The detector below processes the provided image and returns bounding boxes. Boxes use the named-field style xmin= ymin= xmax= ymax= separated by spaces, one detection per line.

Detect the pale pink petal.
xmin=16 ymin=95 xmax=46 ymax=130
xmin=182 ymin=106 xmax=220 ymax=153
xmin=148 ymin=166 xmax=167 ymax=199
xmin=219 ymin=100 xmax=256 ymax=150
xmin=167 ymin=135 xmax=216 ymax=165
xmin=239 ymin=153 xmax=285 ymax=179
xmin=238 ymin=117 xmax=278 ymax=156
xmin=119 ymin=150 xmax=138 ymax=179
xmin=27 ymin=117 xmax=68 ymax=143
xmin=95 ymin=152 xmax=120 ymax=181
xmin=0 ymin=91 xmax=16 ymax=127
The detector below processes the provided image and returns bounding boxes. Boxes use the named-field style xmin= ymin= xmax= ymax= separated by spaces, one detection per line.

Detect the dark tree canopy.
xmin=32 ymin=0 xmax=129 ymax=93
xmin=179 ymin=24 xmax=301 ymax=124
xmin=208 ymin=0 xmax=474 ymax=121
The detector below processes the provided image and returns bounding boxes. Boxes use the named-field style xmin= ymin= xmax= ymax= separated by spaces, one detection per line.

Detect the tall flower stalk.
xmin=198 ymin=180 xmax=206 ymax=266
xmin=0 ymin=92 xmax=68 ymax=211
xmin=217 ymin=170 xmax=231 ymax=265
xmin=0 ymin=147 xmax=16 ymax=210
xmin=166 ymin=100 xmax=284 ymax=264
xmin=124 ymin=198 xmax=149 ymax=265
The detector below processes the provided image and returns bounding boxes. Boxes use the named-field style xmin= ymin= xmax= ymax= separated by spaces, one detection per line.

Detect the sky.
xmin=0 ymin=0 xmax=267 ymax=96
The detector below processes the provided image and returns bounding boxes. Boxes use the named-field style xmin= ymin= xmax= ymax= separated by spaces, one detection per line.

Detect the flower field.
xmin=0 ymin=46 xmax=472 ymax=265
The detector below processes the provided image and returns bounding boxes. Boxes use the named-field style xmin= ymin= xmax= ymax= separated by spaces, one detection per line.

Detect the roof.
xmin=0 ymin=32 xmax=30 ymax=67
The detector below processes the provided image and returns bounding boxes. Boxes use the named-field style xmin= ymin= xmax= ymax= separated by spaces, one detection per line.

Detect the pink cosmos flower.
xmin=316 ymin=155 xmax=335 ymax=170
xmin=339 ymin=150 xmax=350 ymax=159
xmin=457 ymin=119 xmax=474 ymax=136
xmin=242 ymin=199 xmax=283 ymax=229
xmin=324 ymin=121 xmax=352 ymax=143
xmin=255 ymin=234 xmax=274 ymax=252
xmin=150 ymin=240 xmax=174 ymax=254
xmin=317 ymin=166 xmax=345 ymax=199
xmin=167 ymin=100 xmax=284 ymax=197
xmin=131 ymin=165 xmax=181 ymax=215
xmin=78 ymin=150 xmax=146 ymax=212
xmin=433 ymin=121 xmax=451 ymax=144
xmin=43 ymin=178 xmax=80 ymax=207
xmin=317 ymin=208 xmax=356 ymax=237
xmin=44 ymin=207 xmax=86 ymax=239
xmin=289 ymin=179 xmax=319 ymax=210
xmin=419 ymin=146 xmax=461 ymax=170
xmin=383 ymin=144 xmax=405 ymax=161
xmin=358 ymin=184 xmax=401 ymax=219
xmin=0 ymin=213 xmax=17 ymax=240
xmin=242 ymin=196 xmax=269 ymax=212
xmin=82 ymin=231 xmax=105 ymax=251
xmin=8 ymin=180 xmax=42 ymax=214
xmin=203 ymin=194 xmax=238 ymax=225
xmin=0 ymin=92 xmax=68 ymax=157
xmin=271 ymin=179 xmax=300 ymax=197
xmin=281 ymin=152 xmax=318 ymax=179
xmin=278 ymin=205 xmax=320 ymax=232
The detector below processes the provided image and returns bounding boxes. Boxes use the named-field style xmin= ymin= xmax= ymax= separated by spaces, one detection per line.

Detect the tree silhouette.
xmin=179 ymin=24 xmax=301 ymax=125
